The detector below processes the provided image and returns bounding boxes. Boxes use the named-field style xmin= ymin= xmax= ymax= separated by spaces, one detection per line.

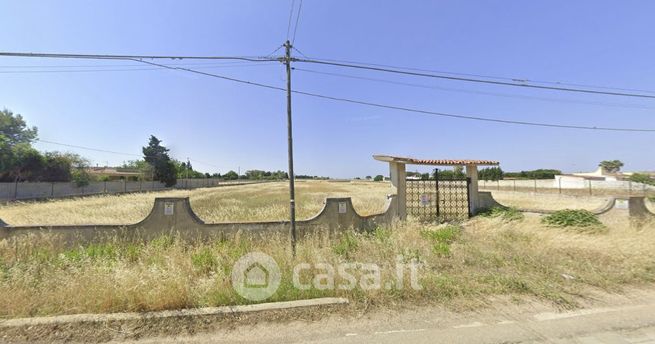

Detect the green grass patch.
xmin=191 ymin=247 xmax=219 ymax=274
xmin=421 ymin=224 xmax=461 ymax=256
xmin=332 ymin=232 xmax=359 ymax=258
xmin=478 ymin=206 xmax=524 ymax=221
xmin=542 ymin=209 xmax=603 ymax=228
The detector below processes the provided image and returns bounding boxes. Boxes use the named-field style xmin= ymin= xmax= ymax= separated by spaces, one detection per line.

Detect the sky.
xmin=0 ymin=0 xmax=654 ymax=178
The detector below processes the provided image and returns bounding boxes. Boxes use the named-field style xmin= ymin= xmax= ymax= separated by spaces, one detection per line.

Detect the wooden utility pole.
xmin=284 ymin=40 xmax=297 ymax=256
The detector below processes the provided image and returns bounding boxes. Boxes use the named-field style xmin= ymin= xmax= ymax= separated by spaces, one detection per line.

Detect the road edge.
xmin=0 ymin=297 xmax=349 ymax=328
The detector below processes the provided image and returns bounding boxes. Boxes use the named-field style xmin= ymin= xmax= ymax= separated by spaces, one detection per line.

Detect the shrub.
xmin=542 ymin=209 xmax=603 ymax=228
xmin=370 ymin=227 xmax=392 ymax=244
xmin=373 ymin=175 xmax=384 ymax=182
xmin=630 ymin=173 xmax=655 ymax=186
xmin=478 ymin=207 xmax=524 ymax=221
xmin=421 ymin=224 xmax=461 ymax=256
xmin=333 ymin=232 xmax=359 ymax=258
xmin=191 ymin=247 xmax=218 ymax=274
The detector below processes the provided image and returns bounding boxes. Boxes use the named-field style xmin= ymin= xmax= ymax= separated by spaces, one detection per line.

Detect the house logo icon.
xmin=231 ymin=252 xmax=281 ymax=301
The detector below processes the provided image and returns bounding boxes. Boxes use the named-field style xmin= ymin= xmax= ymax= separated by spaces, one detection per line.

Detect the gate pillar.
xmin=389 ymin=162 xmax=407 ymax=220
xmin=466 ymin=164 xmax=480 ymax=214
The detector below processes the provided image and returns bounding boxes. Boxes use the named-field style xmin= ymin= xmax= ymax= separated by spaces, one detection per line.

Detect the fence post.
xmin=588 ymin=180 xmax=592 ymax=196
xmin=497 ymin=180 xmax=500 ymax=191
xmin=51 ymin=182 xmax=55 ymax=197
xmin=13 ymin=180 xmax=18 ymax=200
xmin=124 ymin=179 xmax=127 ymax=193
xmin=558 ymin=178 xmax=562 ymax=194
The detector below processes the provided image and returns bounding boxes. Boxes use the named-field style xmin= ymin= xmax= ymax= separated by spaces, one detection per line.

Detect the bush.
xmin=542 ymin=209 xmax=603 ymax=228
xmin=630 ymin=173 xmax=655 ymax=186
xmin=373 ymin=175 xmax=384 ymax=182
xmin=478 ymin=207 xmax=524 ymax=221
xmin=333 ymin=232 xmax=359 ymax=258
xmin=191 ymin=247 xmax=219 ymax=274
xmin=421 ymin=225 xmax=461 ymax=256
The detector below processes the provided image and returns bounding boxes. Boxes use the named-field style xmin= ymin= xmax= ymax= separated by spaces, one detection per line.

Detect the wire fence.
xmin=479 ymin=179 xmax=655 ymax=197
xmin=0 ymin=179 xmax=267 ymax=201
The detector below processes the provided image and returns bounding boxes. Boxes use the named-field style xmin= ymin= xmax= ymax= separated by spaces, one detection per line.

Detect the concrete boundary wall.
xmin=478 ymin=191 xmax=655 ymax=225
xmin=0 ymin=179 xmax=269 ymax=202
xmin=0 ymin=195 xmax=398 ymax=245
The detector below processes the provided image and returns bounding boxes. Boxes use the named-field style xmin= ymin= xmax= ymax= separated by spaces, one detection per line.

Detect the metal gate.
xmin=406 ymin=171 xmax=471 ymax=222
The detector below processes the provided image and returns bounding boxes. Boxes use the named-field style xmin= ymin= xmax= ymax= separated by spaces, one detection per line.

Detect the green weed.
xmin=478 ymin=206 xmax=524 ymax=221
xmin=333 ymin=232 xmax=359 ymax=258
xmin=542 ymin=209 xmax=603 ymax=228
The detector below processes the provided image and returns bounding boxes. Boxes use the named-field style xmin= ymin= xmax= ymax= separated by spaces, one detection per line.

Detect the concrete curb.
xmin=0 ymin=297 xmax=349 ymax=328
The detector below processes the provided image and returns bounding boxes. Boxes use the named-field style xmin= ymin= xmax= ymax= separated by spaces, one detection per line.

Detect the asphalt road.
xmin=117 ymin=292 xmax=655 ymax=344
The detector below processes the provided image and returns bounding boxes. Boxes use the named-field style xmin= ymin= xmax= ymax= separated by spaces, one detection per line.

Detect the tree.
xmin=1 ymin=109 xmax=41 ymax=182
xmin=479 ymin=167 xmax=504 ymax=181
xmin=0 ymin=109 xmax=37 ymax=146
xmin=223 ymin=170 xmax=239 ymax=180
xmin=599 ymin=160 xmax=624 ymax=173
xmin=373 ymin=175 xmax=384 ymax=182
xmin=142 ymin=135 xmax=177 ymax=186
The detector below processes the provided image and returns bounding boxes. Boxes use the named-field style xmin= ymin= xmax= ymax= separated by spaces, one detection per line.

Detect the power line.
xmin=35 ymin=138 xmax=225 ymax=170
xmin=5 ymin=51 xmax=653 ymax=132
xmin=0 ymin=60 xmax=276 ymax=69
xmin=295 ymin=58 xmax=655 ymax=99
xmin=286 ymin=0 xmax=296 ymax=40
xmin=0 ymin=62 xmax=278 ymax=74
xmin=132 ymin=58 xmax=286 ymax=91
xmin=128 ymin=60 xmax=655 ymax=132
xmin=35 ymin=138 xmax=141 ymax=157
xmin=0 ymin=51 xmax=277 ymax=62
xmin=291 ymin=0 xmax=304 ymax=44
xmin=296 ymin=56 xmax=655 ymax=96
xmin=293 ymin=67 xmax=655 ymax=110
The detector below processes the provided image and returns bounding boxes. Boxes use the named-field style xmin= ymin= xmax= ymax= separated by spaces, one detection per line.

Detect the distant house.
xmin=554 ymin=166 xmax=654 ymax=189
xmin=86 ymin=167 xmax=142 ymax=181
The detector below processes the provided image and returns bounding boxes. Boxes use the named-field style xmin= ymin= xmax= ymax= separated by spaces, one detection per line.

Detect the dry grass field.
xmin=0 ymin=181 xmax=635 ymax=226
xmin=489 ymin=191 xmax=610 ymax=211
xmin=0 ymin=180 xmax=390 ymax=225
xmin=1 ymin=214 xmax=653 ymax=318
xmin=1 ymin=181 xmax=654 ymax=319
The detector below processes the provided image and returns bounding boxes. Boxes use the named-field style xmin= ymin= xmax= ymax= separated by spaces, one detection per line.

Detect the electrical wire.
xmin=35 ymin=138 xmax=224 ymax=170
xmin=295 ymin=58 xmax=655 ymax=99
xmin=296 ymin=56 xmax=655 ymax=95
xmin=35 ymin=138 xmax=141 ymax=157
xmin=0 ymin=51 xmax=277 ymax=62
xmin=293 ymin=67 xmax=655 ymax=110
xmin=291 ymin=0 xmax=304 ymax=44
xmin=4 ymin=50 xmax=653 ymax=132
xmin=0 ymin=62 xmax=277 ymax=74
xmin=286 ymin=0 xmax=296 ymax=40
xmin=128 ymin=60 xmax=655 ymax=132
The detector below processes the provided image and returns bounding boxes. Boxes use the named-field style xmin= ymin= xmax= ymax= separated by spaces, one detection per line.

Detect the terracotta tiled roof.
xmin=373 ymin=155 xmax=499 ymax=166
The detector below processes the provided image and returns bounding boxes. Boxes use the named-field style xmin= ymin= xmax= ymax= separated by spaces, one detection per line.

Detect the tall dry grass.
xmin=0 ymin=180 xmax=390 ymax=226
xmin=1 ymin=213 xmax=653 ymax=318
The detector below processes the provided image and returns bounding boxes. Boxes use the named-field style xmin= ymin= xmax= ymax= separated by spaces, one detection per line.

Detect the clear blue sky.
xmin=1 ymin=0 xmax=654 ymax=178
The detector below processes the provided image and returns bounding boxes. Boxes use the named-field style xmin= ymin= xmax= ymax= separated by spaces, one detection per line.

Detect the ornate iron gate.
xmin=406 ymin=170 xmax=471 ymax=222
